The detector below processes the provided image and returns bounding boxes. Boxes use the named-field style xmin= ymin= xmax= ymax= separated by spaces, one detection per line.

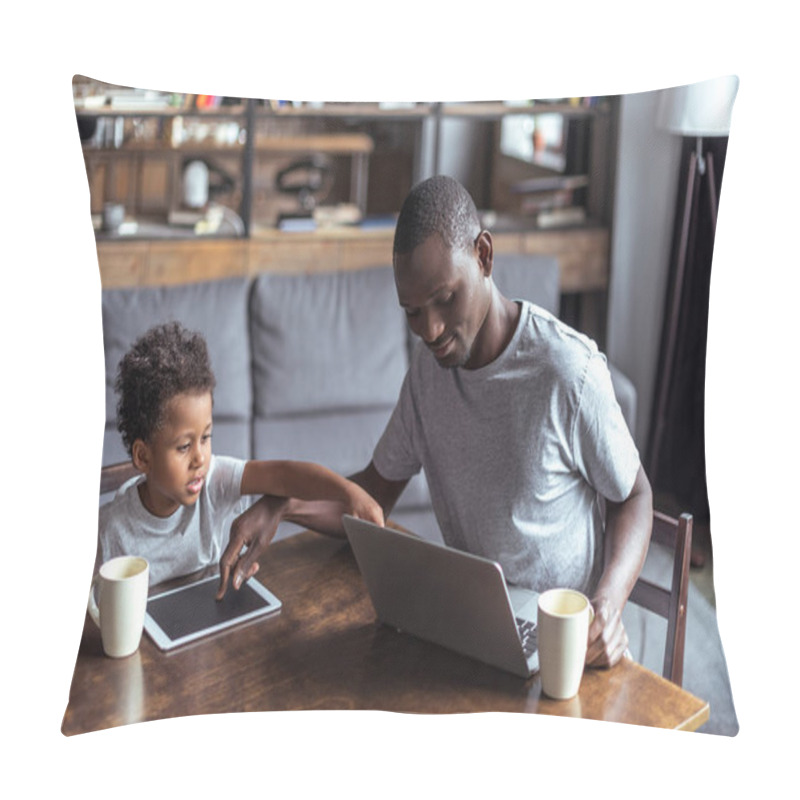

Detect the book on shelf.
xmin=168 ymin=209 xmax=206 ymax=227
xmin=518 ymin=189 xmax=575 ymax=216
xmin=312 ymin=203 xmax=361 ymax=227
xmin=536 ymin=206 xmax=587 ymax=229
xmin=510 ymin=174 xmax=589 ymax=194
xmin=107 ymin=89 xmax=173 ymax=111
xmin=359 ymin=215 xmax=397 ymax=230
xmin=277 ymin=213 xmax=317 ymax=232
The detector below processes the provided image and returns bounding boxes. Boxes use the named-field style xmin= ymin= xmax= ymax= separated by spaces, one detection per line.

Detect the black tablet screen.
xmin=147 ymin=578 xmax=275 ymax=640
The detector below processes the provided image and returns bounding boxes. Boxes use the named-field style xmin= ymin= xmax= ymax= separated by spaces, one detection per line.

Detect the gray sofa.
xmin=100 ymin=253 xmax=637 ymax=542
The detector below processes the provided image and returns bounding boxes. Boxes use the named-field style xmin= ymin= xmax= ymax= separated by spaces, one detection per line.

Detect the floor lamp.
xmin=647 ymin=76 xmax=738 ymax=560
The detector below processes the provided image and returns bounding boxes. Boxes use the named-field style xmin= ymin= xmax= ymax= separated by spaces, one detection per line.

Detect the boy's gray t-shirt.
xmin=373 ymin=301 xmax=640 ymax=595
xmin=98 ymin=455 xmax=249 ymax=586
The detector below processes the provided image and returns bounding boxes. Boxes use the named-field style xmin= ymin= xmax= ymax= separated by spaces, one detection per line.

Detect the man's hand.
xmin=584 ymin=465 xmax=652 ymax=668
xmin=216 ymin=495 xmax=287 ymax=600
xmin=585 ymin=595 xmax=630 ymax=668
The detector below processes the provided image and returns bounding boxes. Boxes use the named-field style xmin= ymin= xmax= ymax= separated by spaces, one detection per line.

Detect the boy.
xmin=97 ymin=321 xmax=384 ymax=587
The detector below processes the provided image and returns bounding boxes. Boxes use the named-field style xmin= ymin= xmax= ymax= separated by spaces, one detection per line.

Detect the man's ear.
xmin=131 ymin=439 xmax=150 ymax=473
xmin=475 ymin=229 xmax=494 ymax=278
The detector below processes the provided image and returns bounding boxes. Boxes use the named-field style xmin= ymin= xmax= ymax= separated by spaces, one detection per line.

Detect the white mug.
xmin=537 ymin=588 xmax=594 ymax=700
xmin=87 ymin=556 xmax=149 ymax=658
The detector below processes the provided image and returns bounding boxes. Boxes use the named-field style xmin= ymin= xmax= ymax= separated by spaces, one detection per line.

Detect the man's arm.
xmin=348 ymin=461 xmax=410 ymax=522
xmin=585 ymin=464 xmax=653 ymax=667
xmin=217 ymin=461 xmax=409 ymax=598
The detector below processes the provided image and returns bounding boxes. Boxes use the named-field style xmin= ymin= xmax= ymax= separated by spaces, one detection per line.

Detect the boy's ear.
xmin=131 ymin=439 xmax=150 ymax=473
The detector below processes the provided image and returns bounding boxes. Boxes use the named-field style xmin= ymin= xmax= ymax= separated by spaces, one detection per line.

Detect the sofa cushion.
xmin=491 ymin=253 xmax=637 ymax=434
xmin=102 ymin=418 xmax=250 ymax=466
xmin=253 ymin=408 xmax=431 ymax=511
xmin=250 ymin=266 xmax=408 ymax=418
xmin=492 ymin=253 xmax=560 ymax=315
xmin=101 ymin=277 xmax=252 ymax=438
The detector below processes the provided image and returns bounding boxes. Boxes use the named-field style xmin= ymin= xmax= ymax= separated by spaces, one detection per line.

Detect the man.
xmin=218 ymin=175 xmax=653 ymax=668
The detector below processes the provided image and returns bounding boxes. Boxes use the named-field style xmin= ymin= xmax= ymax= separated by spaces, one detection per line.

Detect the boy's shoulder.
xmin=99 ymin=474 xmax=144 ymax=527
xmin=206 ymin=454 xmax=247 ymax=487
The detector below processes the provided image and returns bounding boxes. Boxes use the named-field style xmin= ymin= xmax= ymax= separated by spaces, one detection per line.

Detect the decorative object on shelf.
xmin=181 ymin=157 xmax=237 ymax=211
xmin=102 ymin=202 xmax=125 ymax=233
xmin=275 ymin=155 xmax=334 ymax=229
xmin=647 ymin=75 xmax=739 ymax=564
xmin=195 ymin=94 xmax=221 ymax=109
xmin=183 ymin=160 xmax=210 ymax=208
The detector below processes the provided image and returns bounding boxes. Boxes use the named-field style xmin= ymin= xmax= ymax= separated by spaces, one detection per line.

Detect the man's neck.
xmin=464 ymin=288 xmax=521 ymax=370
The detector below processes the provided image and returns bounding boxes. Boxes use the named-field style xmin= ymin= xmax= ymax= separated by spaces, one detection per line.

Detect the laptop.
xmin=342 ymin=515 xmax=540 ymax=679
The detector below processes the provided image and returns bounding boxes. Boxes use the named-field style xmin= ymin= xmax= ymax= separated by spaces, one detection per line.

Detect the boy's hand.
xmin=346 ymin=482 xmax=385 ymax=528
xmin=216 ymin=495 xmax=287 ymax=600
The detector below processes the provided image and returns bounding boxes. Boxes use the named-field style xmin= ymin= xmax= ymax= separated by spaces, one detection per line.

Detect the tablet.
xmin=144 ymin=575 xmax=282 ymax=651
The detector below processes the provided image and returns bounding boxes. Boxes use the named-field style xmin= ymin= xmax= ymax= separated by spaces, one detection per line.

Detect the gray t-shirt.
xmin=98 ymin=455 xmax=250 ymax=586
xmin=373 ymin=300 xmax=640 ymax=595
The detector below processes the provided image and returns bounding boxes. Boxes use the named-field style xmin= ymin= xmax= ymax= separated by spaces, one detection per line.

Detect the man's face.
xmin=394 ymin=233 xmax=492 ymax=369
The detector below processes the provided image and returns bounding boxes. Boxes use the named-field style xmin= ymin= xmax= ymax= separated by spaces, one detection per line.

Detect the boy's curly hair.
xmin=115 ymin=321 xmax=216 ymax=455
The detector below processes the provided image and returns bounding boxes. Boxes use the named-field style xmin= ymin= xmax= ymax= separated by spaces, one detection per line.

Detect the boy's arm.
xmin=217 ymin=461 xmax=408 ymax=599
xmin=240 ymin=459 xmax=383 ymax=525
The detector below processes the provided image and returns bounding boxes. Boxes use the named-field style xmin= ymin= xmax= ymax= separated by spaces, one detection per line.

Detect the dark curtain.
xmin=647 ymin=136 xmax=728 ymax=525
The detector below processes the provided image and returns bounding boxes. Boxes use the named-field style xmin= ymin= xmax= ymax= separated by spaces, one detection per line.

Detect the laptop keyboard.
xmin=516 ymin=617 xmax=538 ymax=658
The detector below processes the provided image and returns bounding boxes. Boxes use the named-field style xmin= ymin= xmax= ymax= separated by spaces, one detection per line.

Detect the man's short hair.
xmin=115 ymin=321 xmax=216 ymax=455
xmin=393 ymin=174 xmax=481 ymax=256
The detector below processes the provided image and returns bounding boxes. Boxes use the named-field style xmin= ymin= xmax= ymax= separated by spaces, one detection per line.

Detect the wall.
xmin=606 ymin=88 xmax=683 ymax=449
xmin=419 ymin=116 xmax=490 ymax=201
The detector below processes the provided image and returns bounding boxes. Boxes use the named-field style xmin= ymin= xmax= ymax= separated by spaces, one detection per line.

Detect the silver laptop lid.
xmin=343 ymin=516 xmax=537 ymax=678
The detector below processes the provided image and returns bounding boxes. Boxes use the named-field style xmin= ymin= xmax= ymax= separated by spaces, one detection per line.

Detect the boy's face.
xmin=133 ymin=391 xmax=213 ymax=518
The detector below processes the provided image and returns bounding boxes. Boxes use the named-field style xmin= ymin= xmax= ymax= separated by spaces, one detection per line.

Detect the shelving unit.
xmin=74 ymin=79 xmax=619 ymax=342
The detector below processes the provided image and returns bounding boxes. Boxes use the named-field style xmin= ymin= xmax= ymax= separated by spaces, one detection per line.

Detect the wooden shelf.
xmin=75 ymin=104 xmax=248 ymax=118
xmin=259 ymin=101 xmax=609 ymax=120
xmin=260 ymin=103 xmax=434 ymax=118
xmin=83 ymin=143 xmax=240 ymax=154
xmin=76 ymin=80 xmax=617 ymax=319
xmin=441 ymin=101 xmax=610 ymax=119
xmin=95 ymin=224 xmax=610 ymax=295
xmin=84 ymin=133 xmax=374 ymax=156
xmin=253 ymin=133 xmax=374 ymax=154
xmin=75 ymin=100 xmax=609 ymax=121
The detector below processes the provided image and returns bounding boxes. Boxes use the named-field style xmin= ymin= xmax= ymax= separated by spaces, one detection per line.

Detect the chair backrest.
xmin=628 ymin=510 xmax=693 ymax=686
xmin=100 ymin=460 xmax=141 ymax=496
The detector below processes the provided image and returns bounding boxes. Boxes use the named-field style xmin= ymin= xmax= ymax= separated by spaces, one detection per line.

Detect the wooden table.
xmin=62 ymin=532 xmax=710 ymax=735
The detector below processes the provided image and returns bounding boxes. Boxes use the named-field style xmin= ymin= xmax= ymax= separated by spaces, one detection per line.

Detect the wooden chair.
xmin=628 ymin=510 xmax=693 ymax=686
xmin=100 ymin=460 xmax=140 ymax=495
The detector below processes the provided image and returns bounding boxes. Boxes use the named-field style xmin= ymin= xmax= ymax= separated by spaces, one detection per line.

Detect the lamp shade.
xmin=657 ymin=75 xmax=739 ymax=137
